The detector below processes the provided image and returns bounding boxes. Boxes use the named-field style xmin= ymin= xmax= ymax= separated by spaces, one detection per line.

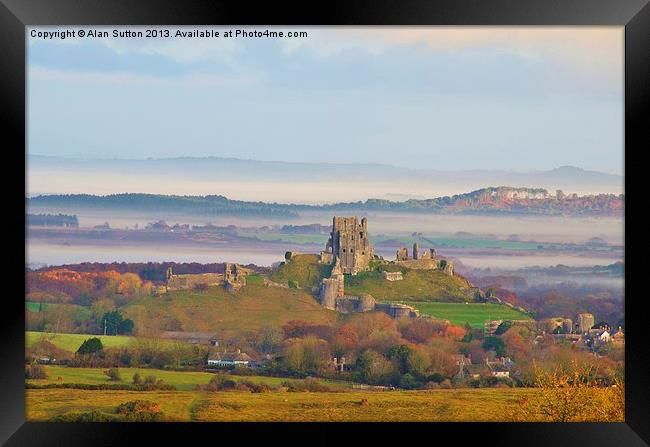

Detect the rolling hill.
xmin=123 ymin=282 xmax=338 ymax=335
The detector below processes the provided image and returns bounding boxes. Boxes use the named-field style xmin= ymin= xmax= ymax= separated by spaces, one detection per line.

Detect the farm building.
xmin=207 ymin=349 xmax=253 ymax=367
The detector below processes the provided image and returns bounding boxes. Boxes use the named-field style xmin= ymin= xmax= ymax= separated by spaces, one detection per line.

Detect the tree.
xmin=332 ymin=325 xmax=360 ymax=357
xmin=482 ymin=336 xmax=506 ymax=357
xmin=387 ymin=344 xmax=413 ymax=374
xmin=494 ymin=321 xmax=513 ymax=335
xmin=282 ymin=336 xmax=329 ymax=375
xmin=77 ymin=337 xmax=104 ymax=355
xmin=101 ymin=310 xmax=135 ymax=335
xmin=255 ymin=326 xmax=284 ymax=354
xmin=356 ymin=349 xmax=396 ymax=385
xmin=513 ymin=361 xmax=624 ymax=422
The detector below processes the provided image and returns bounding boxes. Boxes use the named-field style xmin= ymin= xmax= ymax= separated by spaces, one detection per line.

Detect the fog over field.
xmin=27 ymin=204 xmax=623 ymax=270
xmin=28 ymin=156 xmax=623 ymax=204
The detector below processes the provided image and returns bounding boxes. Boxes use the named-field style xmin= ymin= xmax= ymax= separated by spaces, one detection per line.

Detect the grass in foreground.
xmin=27 ymin=388 xmax=541 ymax=422
xmin=405 ymin=302 xmax=532 ymax=328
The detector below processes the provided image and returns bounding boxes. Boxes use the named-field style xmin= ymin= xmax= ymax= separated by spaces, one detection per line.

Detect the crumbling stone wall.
xmin=319 ymin=278 xmax=340 ymax=309
xmin=167 ymin=273 xmax=224 ymax=290
xmin=395 ymin=259 xmax=441 ymax=270
xmin=224 ymin=263 xmax=248 ymax=292
xmin=375 ymin=302 xmax=419 ymax=319
xmin=382 ymin=271 xmax=404 ymax=281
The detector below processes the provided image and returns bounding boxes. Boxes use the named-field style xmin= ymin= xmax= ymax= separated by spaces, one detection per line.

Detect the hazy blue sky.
xmin=27 ymin=27 xmax=623 ymax=173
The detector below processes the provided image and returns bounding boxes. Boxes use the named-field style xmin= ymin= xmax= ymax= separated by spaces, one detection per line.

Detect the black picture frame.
xmin=1 ymin=0 xmax=647 ymax=445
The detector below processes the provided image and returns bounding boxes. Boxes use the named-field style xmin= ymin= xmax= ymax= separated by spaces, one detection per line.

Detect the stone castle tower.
xmin=325 ymin=216 xmax=373 ymax=275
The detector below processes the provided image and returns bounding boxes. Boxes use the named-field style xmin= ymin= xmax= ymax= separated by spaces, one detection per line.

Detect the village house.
xmin=485 ymin=357 xmax=514 ymax=378
xmin=612 ymin=327 xmax=625 ymax=346
xmin=207 ymin=349 xmax=253 ymax=368
xmin=330 ymin=356 xmax=351 ymax=372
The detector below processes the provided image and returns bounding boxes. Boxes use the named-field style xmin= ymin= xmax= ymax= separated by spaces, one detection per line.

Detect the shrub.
xmin=115 ymin=400 xmax=165 ymax=422
xmin=230 ymin=366 xmax=255 ymax=376
xmin=76 ymin=338 xmax=104 ymax=355
xmin=288 ymin=280 xmax=298 ymax=289
xmin=398 ymin=373 xmax=422 ymax=390
xmin=199 ymin=374 xmax=235 ymax=392
xmin=50 ymin=411 xmax=117 ymax=422
xmin=26 ymin=382 xmax=176 ymax=391
xmin=281 ymin=378 xmax=338 ymax=393
xmin=132 ymin=373 xmax=142 ymax=386
xmin=439 ymin=379 xmax=452 ymax=389
xmin=25 ymin=363 xmax=48 ymax=380
xmin=105 ymin=367 xmax=121 ymax=381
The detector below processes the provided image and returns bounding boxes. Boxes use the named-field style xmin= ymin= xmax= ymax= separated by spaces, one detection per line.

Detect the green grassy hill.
xmin=345 ymin=269 xmax=473 ymax=303
xmin=123 ymin=282 xmax=338 ymax=334
xmin=268 ymin=254 xmax=333 ymax=290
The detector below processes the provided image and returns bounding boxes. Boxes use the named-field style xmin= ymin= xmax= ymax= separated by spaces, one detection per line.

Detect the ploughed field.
xmin=403 ymin=302 xmax=532 ymax=328
xmin=26 ymin=387 xmax=541 ymax=422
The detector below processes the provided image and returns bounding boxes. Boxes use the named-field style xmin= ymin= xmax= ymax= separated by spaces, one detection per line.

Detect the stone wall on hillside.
xmin=167 ymin=273 xmax=224 ymax=290
xmin=395 ymin=259 xmax=441 ymax=270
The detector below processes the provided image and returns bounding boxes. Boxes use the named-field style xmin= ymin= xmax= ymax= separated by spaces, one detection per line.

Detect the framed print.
xmin=1 ymin=0 xmax=647 ymax=445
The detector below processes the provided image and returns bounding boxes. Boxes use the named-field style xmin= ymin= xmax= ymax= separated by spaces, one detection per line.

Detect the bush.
xmin=105 ymin=367 xmax=121 ymax=381
xmin=76 ymin=338 xmax=104 ymax=355
xmin=50 ymin=411 xmax=118 ymax=422
xmin=288 ymin=280 xmax=298 ymax=289
xmin=132 ymin=373 xmax=142 ymax=385
xmin=26 ymin=382 xmax=176 ymax=391
xmin=230 ymin=366 xmax=255 ymax=376
xmin=398 ymin=373 xmax=422 ymax=390
xmin=281 ymin=378 xmax=338 ymax=393
xmin=25 ymin=363 xmax=48 ymax=380
xmin=482 ymin=336 xmax=506 ymax=357
xmin=115 ymin=400 xmax=165 ymax=422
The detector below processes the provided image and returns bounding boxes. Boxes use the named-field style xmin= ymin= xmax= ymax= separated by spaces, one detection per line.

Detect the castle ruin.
xmin=323 ymin=216 xmax=373 ymax=275
xmin=165 ymin=263 xmax=249 ymax=292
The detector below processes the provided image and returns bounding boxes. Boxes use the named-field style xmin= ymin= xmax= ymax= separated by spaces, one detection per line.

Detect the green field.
xmin=403 ymin=302 xmax=532 ymax=328
xmin=345 ymin=269 xmax=472 ymax=303
xmin=26 ymin=331 xmax=137 ymax=352
xmin=27 ymin=365 xmax=352 ymax=391
xmin=26 ymin=302 xmax=57 ymax=313
xmin=25 ymin=387 xmax=560 ymax=422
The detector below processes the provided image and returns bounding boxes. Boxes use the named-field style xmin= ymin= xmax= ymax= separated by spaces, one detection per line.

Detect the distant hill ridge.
xmin=28 ymin=186 xmax=624 ymax=217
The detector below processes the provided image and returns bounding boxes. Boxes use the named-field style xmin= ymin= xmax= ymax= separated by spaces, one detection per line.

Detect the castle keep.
xmin=323 ymin=217 xmax=374 ymax=275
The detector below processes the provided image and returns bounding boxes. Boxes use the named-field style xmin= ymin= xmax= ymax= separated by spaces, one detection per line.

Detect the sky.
xmin=27 ymin=26 xmax=624 ymax=173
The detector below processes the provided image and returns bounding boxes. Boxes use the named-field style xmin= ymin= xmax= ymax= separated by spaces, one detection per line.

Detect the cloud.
xmin=28 ymin=26 xmax=622 ymax=91
xmin=281 ymin=27 xmax=623 ymax=88
xmin=29 ymin=66 xmax=260 ymax=87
